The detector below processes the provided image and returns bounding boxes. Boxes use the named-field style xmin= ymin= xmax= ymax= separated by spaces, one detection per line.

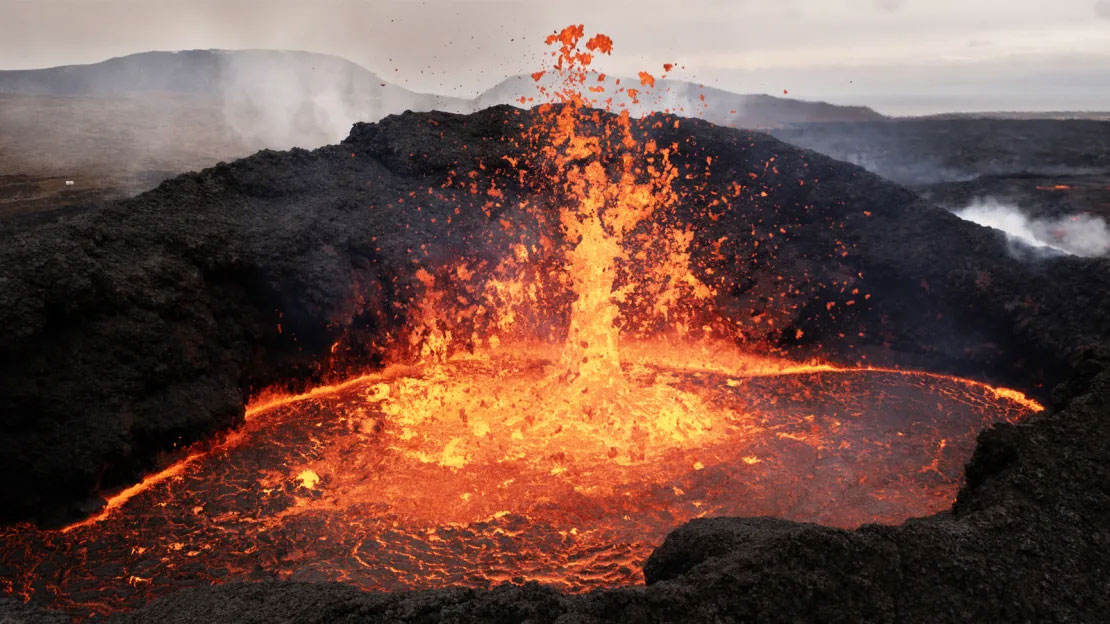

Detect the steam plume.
xmin=954 ymin=197 xmax=1110 ymax=257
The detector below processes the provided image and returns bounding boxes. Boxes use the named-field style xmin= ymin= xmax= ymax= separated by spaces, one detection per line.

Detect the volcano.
xmin=1 ymin=27 xmax=1108 ymax=624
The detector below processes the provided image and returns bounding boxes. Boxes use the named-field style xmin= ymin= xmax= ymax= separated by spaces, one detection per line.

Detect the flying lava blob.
xmin=0 ymin=26 xmax=1043 ymax=618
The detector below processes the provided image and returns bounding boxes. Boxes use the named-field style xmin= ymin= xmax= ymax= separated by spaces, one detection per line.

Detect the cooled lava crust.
xmin=1 ymin=106 xmax=1108 ymax=622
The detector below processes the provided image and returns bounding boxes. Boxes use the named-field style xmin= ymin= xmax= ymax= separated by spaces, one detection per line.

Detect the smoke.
xmin=0 ymin=48 xmax=475 ymax=196
xmin=954 ymin=197 xmax=1110 ymax=257
xmin=217 ymin=50 xmax=465 ymax=150
xmin=219 ymin=51 xmax=370 ymax=148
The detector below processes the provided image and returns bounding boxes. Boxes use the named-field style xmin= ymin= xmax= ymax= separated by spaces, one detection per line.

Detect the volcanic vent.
xmin=3 ymin=26 xmax=1093 ymax=622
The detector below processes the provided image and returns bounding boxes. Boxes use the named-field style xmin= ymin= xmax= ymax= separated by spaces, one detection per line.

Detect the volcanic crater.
xmin=1 ymin=31 xmax=1109 ymax=624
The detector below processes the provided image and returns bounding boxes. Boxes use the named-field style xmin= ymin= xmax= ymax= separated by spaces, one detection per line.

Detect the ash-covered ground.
xmin=771 ymin=119 xmax=1110 ymax=258
xmin=1 ymin=106 xmax=1108 ymax=622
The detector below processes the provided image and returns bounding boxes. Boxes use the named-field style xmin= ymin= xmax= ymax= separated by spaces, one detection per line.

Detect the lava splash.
xmin=0 ymin=25 xmax=1046 ymax=619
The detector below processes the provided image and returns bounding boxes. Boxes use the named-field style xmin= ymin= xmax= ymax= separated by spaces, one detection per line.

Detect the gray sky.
xmin=2 ymin=0 xmax=1109 ymax=114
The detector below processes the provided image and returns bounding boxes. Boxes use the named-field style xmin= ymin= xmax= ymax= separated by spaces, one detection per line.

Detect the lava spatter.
xmin=0 ymin=358 xmax=1040 ymax=617
xmin=0 ymin=26 xmax=1046 ymax=619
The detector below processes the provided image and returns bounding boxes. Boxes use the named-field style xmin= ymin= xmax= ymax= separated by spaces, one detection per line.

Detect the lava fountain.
xmin=0 ymin=26 xmax=1042 ymax=618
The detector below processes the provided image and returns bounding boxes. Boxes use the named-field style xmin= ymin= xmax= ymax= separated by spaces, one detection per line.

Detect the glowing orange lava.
xmin=0 ymin=352 xmax=1040 ymax=617
xmin=0 ymin=26 xmax=1045 ymax=619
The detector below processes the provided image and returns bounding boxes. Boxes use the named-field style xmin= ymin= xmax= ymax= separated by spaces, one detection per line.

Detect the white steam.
xmin=217 ymin=50 xmax=469 ymax=150
xmin=955 ymin=197 xmax=1110 ymax=257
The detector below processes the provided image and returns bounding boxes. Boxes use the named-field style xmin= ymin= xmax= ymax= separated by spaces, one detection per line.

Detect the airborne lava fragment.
xmin=0 ymin=25 xmax=1048 ymax=620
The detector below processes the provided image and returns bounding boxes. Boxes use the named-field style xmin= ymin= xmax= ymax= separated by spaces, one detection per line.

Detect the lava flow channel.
xmin=0 ymin=352 xmax=1039 ymax=617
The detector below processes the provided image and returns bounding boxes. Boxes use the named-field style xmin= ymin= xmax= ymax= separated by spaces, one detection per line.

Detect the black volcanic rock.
xmin=1 ymin=105 xmax=1108 ymax=524
xmin=0 ymin=105 xmax=1108 ymax=622
xmin=635 ymin=364 xmax=1110 ymax=621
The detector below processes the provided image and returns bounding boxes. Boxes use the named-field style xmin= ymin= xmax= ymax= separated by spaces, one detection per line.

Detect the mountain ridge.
xmin=0 ymin=49 xmax=885 ymax=129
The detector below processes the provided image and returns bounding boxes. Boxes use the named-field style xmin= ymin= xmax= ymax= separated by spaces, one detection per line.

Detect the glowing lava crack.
xmin=0 ymin=351 xmax=1039 ymax=617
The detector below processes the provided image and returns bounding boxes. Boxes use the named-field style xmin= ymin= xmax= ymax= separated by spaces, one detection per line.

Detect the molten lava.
xmin=0 ymin=26 xmax=1044 ymax=619
xmin=0 ymin=354 xmax=1039 ymax=617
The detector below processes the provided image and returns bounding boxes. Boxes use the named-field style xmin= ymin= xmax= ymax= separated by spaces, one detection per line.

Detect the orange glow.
xmin=60 ymin=453 xmax=203 ymax=534
xmin=0 ymin=354 xmax=1041 ymax=617
xmin=0 ymin=26 xmax=1046 ymax=618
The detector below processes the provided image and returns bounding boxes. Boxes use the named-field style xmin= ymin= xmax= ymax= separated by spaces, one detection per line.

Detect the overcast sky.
xmin=1 ymin=0 xmax=1108 ymax=114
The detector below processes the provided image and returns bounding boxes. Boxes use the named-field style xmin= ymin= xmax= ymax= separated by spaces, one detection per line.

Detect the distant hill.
xmin=0 ymin=50 xmax=471 ymax=149
xmin=0 ymin=49 xmax=884 ymax=219
xmin=911 ymin=111 xmax=1110 ymax=122
xmin=475 ymin=73 xmax=886 ymax=128
xmin=0 ymin=50 xmax=886 ymax=142
xmin=769 ymin=119 xmax=1110 ymax=186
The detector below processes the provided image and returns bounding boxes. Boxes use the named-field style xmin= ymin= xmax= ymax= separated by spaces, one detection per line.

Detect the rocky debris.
xmin=642 ymin=368 xmax=1110 ymax=622
xmin=0 ymin=598 xmax=68 ymax=624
